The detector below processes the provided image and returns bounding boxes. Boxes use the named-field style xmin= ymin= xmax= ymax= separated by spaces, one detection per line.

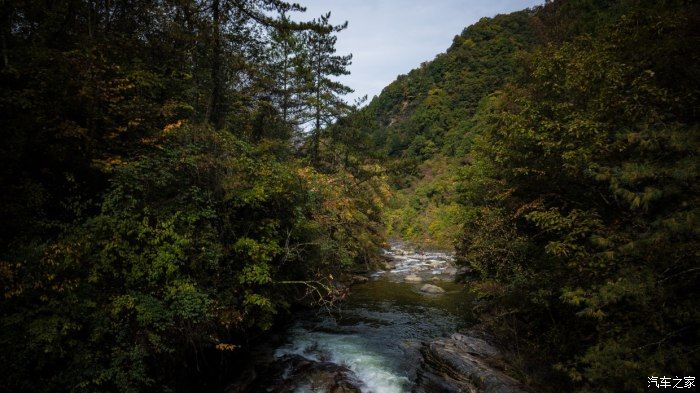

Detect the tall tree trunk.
xmin=312 ymin=54 xmax=321 ymax=164
xmin=1 ymin=0 xmax=9 ymax=68
xmin=313 ymin=108 xmax=320 ymax=163
xmin=205 ymin=0 xmax=223 ymax=129
xmin=313 ymin=82 xmax=321 ymax=164
xmin=282 ymin=44 xmax=289 ymax=125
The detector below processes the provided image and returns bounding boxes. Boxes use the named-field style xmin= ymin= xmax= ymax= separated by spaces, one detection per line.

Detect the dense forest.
xmin=338 ymin=0 xmax=699 ymax=391
xmin=0 ymin=1 xmax=388 ymax=391
xmin=345 ymin=8 xmax=540 ymax=249
xmin=1 ymin=0 xmax=698 ymax=392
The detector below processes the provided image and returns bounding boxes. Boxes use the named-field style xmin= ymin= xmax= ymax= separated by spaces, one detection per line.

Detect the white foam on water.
xmin=384 ymin=247 xmax=455 ymax=282
xmin=272 ymin=245 xmax=460 ymax=392
xmin=276 ymin=328 xmax=409 ymax=393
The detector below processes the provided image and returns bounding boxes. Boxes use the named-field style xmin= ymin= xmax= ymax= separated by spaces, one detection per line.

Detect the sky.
xmin=293 ymin=0 xmax=545 ymax=103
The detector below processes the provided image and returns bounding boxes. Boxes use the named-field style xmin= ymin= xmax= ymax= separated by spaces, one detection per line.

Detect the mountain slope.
xmin=348 ymin=0 xmax=700 ymax=391
xmin=342 ymin=8 xmax=540 ymax=248
xmin=365 ymin=9 xmax=539 ymax=167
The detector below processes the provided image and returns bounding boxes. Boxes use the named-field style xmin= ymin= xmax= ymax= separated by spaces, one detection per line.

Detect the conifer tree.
xmin=300 ymin=12 xmax=353 ymax=163
xmin=0 ymin=1 xmax=388 ymax=391
xmin=267 ymin=11 xmax=307 ymax=136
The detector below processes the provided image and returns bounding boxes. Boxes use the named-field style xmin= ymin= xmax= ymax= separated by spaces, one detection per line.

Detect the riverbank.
xmin=226 ymin=243 xmax=531 ymax=392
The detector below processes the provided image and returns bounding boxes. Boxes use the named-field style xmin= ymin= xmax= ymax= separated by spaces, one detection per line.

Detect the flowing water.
xmin=258 ymin=243 xmax=475 ymax=393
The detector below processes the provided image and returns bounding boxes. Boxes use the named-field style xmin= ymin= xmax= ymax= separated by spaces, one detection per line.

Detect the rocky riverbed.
xmin=231 ymin=243 xmax=530 ymax=393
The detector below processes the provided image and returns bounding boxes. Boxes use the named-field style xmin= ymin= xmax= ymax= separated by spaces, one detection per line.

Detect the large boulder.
xmin=250 ymin=354 xmax=365 ymax=393
xmin=405 ymin=274 xmax=422 ymax=282
xmin=413 ymin=333 xmax=531 ymax=393
xmin=420 ymin=284 xmax=446 ymax=294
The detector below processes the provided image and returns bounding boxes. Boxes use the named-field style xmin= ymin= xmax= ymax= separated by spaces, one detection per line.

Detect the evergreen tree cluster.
xmin=457 ymin=1 xmax=699 ymax=390
xmin=0 ymin=1 xmax=386 ymax=391
xmin=347 ymin=0 xmax=699 ymax=390
xmin=337 ymin=8 xmax=540 ymax=249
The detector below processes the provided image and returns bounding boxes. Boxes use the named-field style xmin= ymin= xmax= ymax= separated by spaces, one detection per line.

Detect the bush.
xmin=0 ymin=123 xmax=387 ymax=392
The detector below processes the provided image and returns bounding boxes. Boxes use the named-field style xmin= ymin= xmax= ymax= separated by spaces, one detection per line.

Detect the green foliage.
xmin=340 ymin=0 xmax=700 ymax=390
xmin=358 ymin=9 xmax=539 ymax=166
xmin=0 ymin=1 xmax=387 ymax=391
xmin=456 ymin=2 xmax=699 ymax=391
xmin=300 ymin=12 xmax=354 ymax=162
xmin=1 ymin=123 xmax=387 ymax=392
xmin=346 ymin=8 xmax=540 ymax=246
xmin=4 ymin=1 xmax=698 ymax=392
xmin=385 ymin=156 xmax=463 ymax=250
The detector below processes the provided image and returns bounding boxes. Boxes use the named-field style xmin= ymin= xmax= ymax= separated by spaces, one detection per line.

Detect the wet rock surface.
xmin=404 ymin=274 xmax=423 ymax=282
xmin=419 ymin=284 xmax=446 ymax=294
xmin=373 ymin=242 xmax=457 ymax=283
xmin=414 ymin=333 xmax=530 ymax=393
xmin=250 ymin=354 xmax=367 ymax=393
xmin=349 ymin=274 xmax=369 ymax=284
xmin=238 ymin=242 xmax=486 ymax=393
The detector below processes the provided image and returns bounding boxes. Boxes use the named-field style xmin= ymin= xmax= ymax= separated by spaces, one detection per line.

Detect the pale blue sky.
xmin=293 ymin=0 xmax=544 ymax=103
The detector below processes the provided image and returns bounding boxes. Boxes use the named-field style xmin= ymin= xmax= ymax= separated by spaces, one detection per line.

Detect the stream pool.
xmin=256 ymin=244 xmax=474 ymax=392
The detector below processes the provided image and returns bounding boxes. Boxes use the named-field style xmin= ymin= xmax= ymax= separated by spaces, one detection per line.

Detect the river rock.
xmin=420 ymin=284 xmax=446 ymax=294
xmin=457 ymin=266 xmax=475 ymax=276
xmin=405 ymin=274 xmax=422 ymax=282
xmin=413 ymin=333 xmax=530 ymax=393
xmin=350 ymin=274 xmax=369 ymax=284
xmin=429 ymin=260 xmax=443 ymax=268
xmin=251 ymin=354 xmax=365 ymax=393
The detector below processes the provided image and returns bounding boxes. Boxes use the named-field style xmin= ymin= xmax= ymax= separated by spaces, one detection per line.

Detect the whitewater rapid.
xmin=268 ymin=244 xmax=471 ymax=392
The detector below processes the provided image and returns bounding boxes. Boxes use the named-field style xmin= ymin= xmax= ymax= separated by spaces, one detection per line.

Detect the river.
xmin=249 ymin=243 xmax=475 ymax=392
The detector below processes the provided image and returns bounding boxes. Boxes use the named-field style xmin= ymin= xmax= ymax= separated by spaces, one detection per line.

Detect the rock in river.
xmin=405 ymin=274 xmax=422 ymax=282
xmin=349 ymin=274 xmax=369 ymax=284
xmin=420 ymin=284 xmax=446 ymax=294
xmin=248 ymin=354 xmax=365 ymax=393
xmin=414 ymin=333 xmax=530 ymax=393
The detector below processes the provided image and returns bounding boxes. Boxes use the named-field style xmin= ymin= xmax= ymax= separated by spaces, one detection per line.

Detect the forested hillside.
xmin=0 ymin=2 xmax=387 ymax=391
xmin=346 ymin=0 xmax=699 ymax=391
xmin=339 ymin=9 xmax=539 ymax=249
xmin=457 ymin=1 xmax=699 ymax=390
xmin=1 ymin=0 xmax=698 ymax=392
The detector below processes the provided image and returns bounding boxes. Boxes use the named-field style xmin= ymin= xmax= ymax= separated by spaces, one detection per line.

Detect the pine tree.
xmin=300 ymin=12 xmax=353 ymax=164
xmin=271 ymin=12 xmax=302 ymax=126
